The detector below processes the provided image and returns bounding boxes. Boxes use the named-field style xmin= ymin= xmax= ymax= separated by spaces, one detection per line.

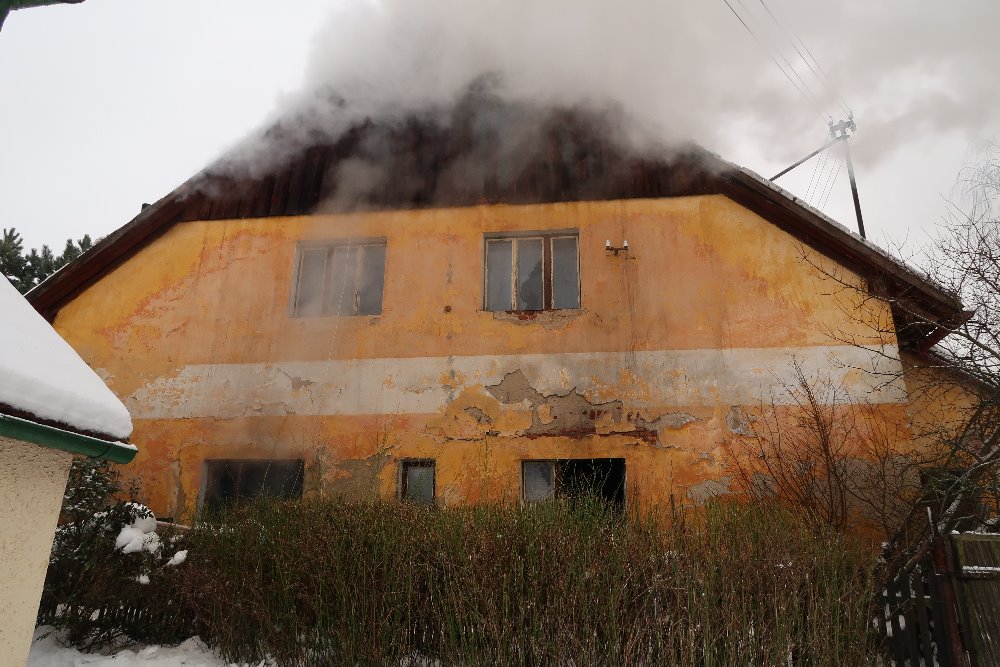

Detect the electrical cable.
xmin=796 ymin=35 xmax=853 ymax=117
xmin=813 ymin=143 xmax=843 ymax=211
xmin=804 ymin=142 xmax=829 ymax=203
xmin=735 ymin=0 xmax=830 ymax=120
xmin=719 ymin=0 xmax=830 ymax=124
xmin=755 ymin=0 xmax=853 ymax=117
xmin=818 ymin=148 xmax=844 ymax=211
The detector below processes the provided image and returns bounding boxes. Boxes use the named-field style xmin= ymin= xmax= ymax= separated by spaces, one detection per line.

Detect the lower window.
xmin=522 ymin=458 xmax=625 ymax=508
xmin=202 ymin=459 xmax=304 ymax=513
xmin=399 ymin=459 xmax=435 ymax=504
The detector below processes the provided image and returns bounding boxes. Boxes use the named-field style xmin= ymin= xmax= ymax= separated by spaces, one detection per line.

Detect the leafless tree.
xmin=791 ymin=145 xmax=1000 ymax=542
xmin=731 ymin=361 xmax=921 ymax=538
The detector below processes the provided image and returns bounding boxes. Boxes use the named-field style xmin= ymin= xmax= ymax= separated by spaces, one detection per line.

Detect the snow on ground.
xmin=0 ymin=276 xmax=132 ymax=439
xmin=28 ymin=627 xmax=268 ymax=667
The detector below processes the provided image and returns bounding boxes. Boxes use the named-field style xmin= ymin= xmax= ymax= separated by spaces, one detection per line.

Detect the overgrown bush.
xmin=39 ymin=458 xmax=190 ymax=649
xmin=181 ymin=497 xmax=883 ymax=666
xmin=40 ymin=479 xmax=885 ymax=665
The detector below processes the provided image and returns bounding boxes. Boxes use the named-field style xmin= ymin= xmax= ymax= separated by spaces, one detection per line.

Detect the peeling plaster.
xmin=464 ymin=406 xmax=491 ymax=424
xmin=491 ymin=309 xmax=584 ymax=329
xmin=726 ymin=406 xmax=753 ymax=436
xmin=688 ymin=477 xmax=731 ymax=504
xmin=485 ymin=370 xmax=655 ymax=445
xmin=637 ymin=411 xmax=700 ymax=430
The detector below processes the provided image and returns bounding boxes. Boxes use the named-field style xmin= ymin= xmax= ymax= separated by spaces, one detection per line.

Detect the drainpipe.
xmin=0 ymin=412 xmax=137 ymax=464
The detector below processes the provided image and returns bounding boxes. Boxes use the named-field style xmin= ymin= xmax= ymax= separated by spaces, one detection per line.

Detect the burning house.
xmin=26 ymin=94 xmax=964 ymax=520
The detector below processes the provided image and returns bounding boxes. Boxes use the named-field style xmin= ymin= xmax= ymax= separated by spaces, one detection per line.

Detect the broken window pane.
xmin=517 ymin=238 xmax=544 ymax=311
xmin=358 ymin=244 xmax=386 ymax=315
xmin=295 ymin=249 xmax=327 ymax=317
xmin=402 ymin=460 xmax=435 ymax=504
xmin=523 ymin=461 xmax=555 ymax=502
xmin=486 ymin=239 xmax=513 ymax=311
xmin=552 ymin=236 xmax=580 ymax=309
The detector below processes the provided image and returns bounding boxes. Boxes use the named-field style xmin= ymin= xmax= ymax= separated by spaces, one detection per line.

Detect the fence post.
xmin=932 ymin=534 xmax=970 ymax=667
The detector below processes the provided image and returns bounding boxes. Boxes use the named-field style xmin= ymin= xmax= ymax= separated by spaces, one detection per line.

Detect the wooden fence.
xmin=880 ymin=533 xmax=1000 ymax=667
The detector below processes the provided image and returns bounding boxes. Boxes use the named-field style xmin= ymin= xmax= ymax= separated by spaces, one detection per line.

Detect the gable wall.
xmin=52 ymin=195 xmax=913 ymax=519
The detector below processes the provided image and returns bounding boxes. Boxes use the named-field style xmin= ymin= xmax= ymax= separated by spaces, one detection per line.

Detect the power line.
xmin=719 ymin=0 xmax=830 ymax=123
xmin=816 ymin=143 xmax=843 ymax=209
xmin=795 ymin=35 xmax=852 ymax=117
xmin=803 ymin=149 xmax=823 ymax=202
xmin=754 ymin=0 xmax=852 ymax=117
xmin=804 ymin=137 xmax=830 ymax=202
xmin=819 ymin=157 xmax=843 ymax=210
xmin=735 ymin=0 xmax=829 ymax=118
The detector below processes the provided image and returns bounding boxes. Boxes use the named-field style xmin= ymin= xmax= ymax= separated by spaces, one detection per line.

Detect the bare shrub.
xmin=730 ymin=361 xmax=921 ymax=538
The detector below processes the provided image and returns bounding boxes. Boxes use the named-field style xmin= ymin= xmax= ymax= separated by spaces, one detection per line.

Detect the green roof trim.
xmin=0 ymin=413 xmax=137 ymax=464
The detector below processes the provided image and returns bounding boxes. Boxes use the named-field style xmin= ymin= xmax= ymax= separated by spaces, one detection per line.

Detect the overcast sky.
xmin=1 ymin=0 xmax=995 ymax=262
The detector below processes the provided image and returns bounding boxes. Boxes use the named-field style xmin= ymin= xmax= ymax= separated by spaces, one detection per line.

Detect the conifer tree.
xmin=0 ymin=228 xmax=29 ymax=292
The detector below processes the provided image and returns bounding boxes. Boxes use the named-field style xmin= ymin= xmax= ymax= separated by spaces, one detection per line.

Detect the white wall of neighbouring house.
xmin=0 ymin=435 xmax=72 ymax=667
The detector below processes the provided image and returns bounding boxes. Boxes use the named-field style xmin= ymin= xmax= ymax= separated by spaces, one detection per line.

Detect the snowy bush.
xmin=38 ymin=457 xmax=192 ymax=650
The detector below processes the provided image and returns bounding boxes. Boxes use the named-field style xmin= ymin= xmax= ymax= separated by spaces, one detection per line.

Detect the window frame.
xmin=483 ymin=230 xmax=580 ymax=312
xmin=290 ymin=238 xmax=388 ymax=318
xmin=398 ymin=458 xmax=436 ymax=505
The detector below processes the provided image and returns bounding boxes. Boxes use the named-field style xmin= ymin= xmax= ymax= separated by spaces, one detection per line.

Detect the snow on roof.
xmin=0 ymin=276 xmax=133 ymax=440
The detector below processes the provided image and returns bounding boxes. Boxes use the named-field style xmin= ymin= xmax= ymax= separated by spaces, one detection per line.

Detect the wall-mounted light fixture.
xmin=605 ymin=239 xmax=629 ymax=256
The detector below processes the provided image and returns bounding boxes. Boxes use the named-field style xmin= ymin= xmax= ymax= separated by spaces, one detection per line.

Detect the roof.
xmin=26 ymin=96 xmax=964 ymax=350
xmin=1 ymin=275 xmax=134 ymax=452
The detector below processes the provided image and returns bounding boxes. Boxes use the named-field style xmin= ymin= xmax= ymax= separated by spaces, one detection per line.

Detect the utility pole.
xmin=828 ymin=115 xmax=865 ymax=239
xmin=770 ymin=114 xmax=867 ymax=239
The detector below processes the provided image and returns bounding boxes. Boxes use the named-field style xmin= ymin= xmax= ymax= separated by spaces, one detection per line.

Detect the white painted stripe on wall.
xmin=125 ymin=345 xmax=907 ymax=420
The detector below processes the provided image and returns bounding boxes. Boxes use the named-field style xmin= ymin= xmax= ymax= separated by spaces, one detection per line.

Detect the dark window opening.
xmin=292 ymin=240 xmax=386 ymax=316
xmin=400 ymin=459 xmax=435 ymax=505
xmin=485 ymin=233 xmax=579 ymax=311
xmin=522 ymin=458 xmax=625 ymax=509
xmin=202 ymin=459 xmax=304 ymax=513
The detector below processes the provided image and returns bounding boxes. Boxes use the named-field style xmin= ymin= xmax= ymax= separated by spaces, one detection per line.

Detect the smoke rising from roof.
xmin=225 ymin=0 xmax=1000 ymax=181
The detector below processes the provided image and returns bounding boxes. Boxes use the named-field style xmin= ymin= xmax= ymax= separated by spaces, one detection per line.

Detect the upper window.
xmin=484 ymin=233 xmax=580 ymax=311
xmin=292 ymin=240 xmax=386 ymax=317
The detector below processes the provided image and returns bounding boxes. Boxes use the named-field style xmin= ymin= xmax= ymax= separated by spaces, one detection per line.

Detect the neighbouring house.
xmin=25 ymin=99 xmax=967 ymax=523
xmin=0 ymin=276 xmax=136 ymax=667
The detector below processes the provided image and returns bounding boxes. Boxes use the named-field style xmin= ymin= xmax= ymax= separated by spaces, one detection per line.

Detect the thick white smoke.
xmin=217 ymin=0 xmax=1000 ymax=209
xmin=275 ymin=0 xmax=788 ymax=158
xmin=278 ymin=0 xmax=999 ymax=166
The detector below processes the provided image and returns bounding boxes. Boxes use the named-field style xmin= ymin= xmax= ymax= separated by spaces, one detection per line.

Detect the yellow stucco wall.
xmin=899 ymin=350 xmax=982 ymax=456
xmin=0 ymin=437 xmax=72 ymax=667
xmin=53 ymin=196 xmax=910 ymax=519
